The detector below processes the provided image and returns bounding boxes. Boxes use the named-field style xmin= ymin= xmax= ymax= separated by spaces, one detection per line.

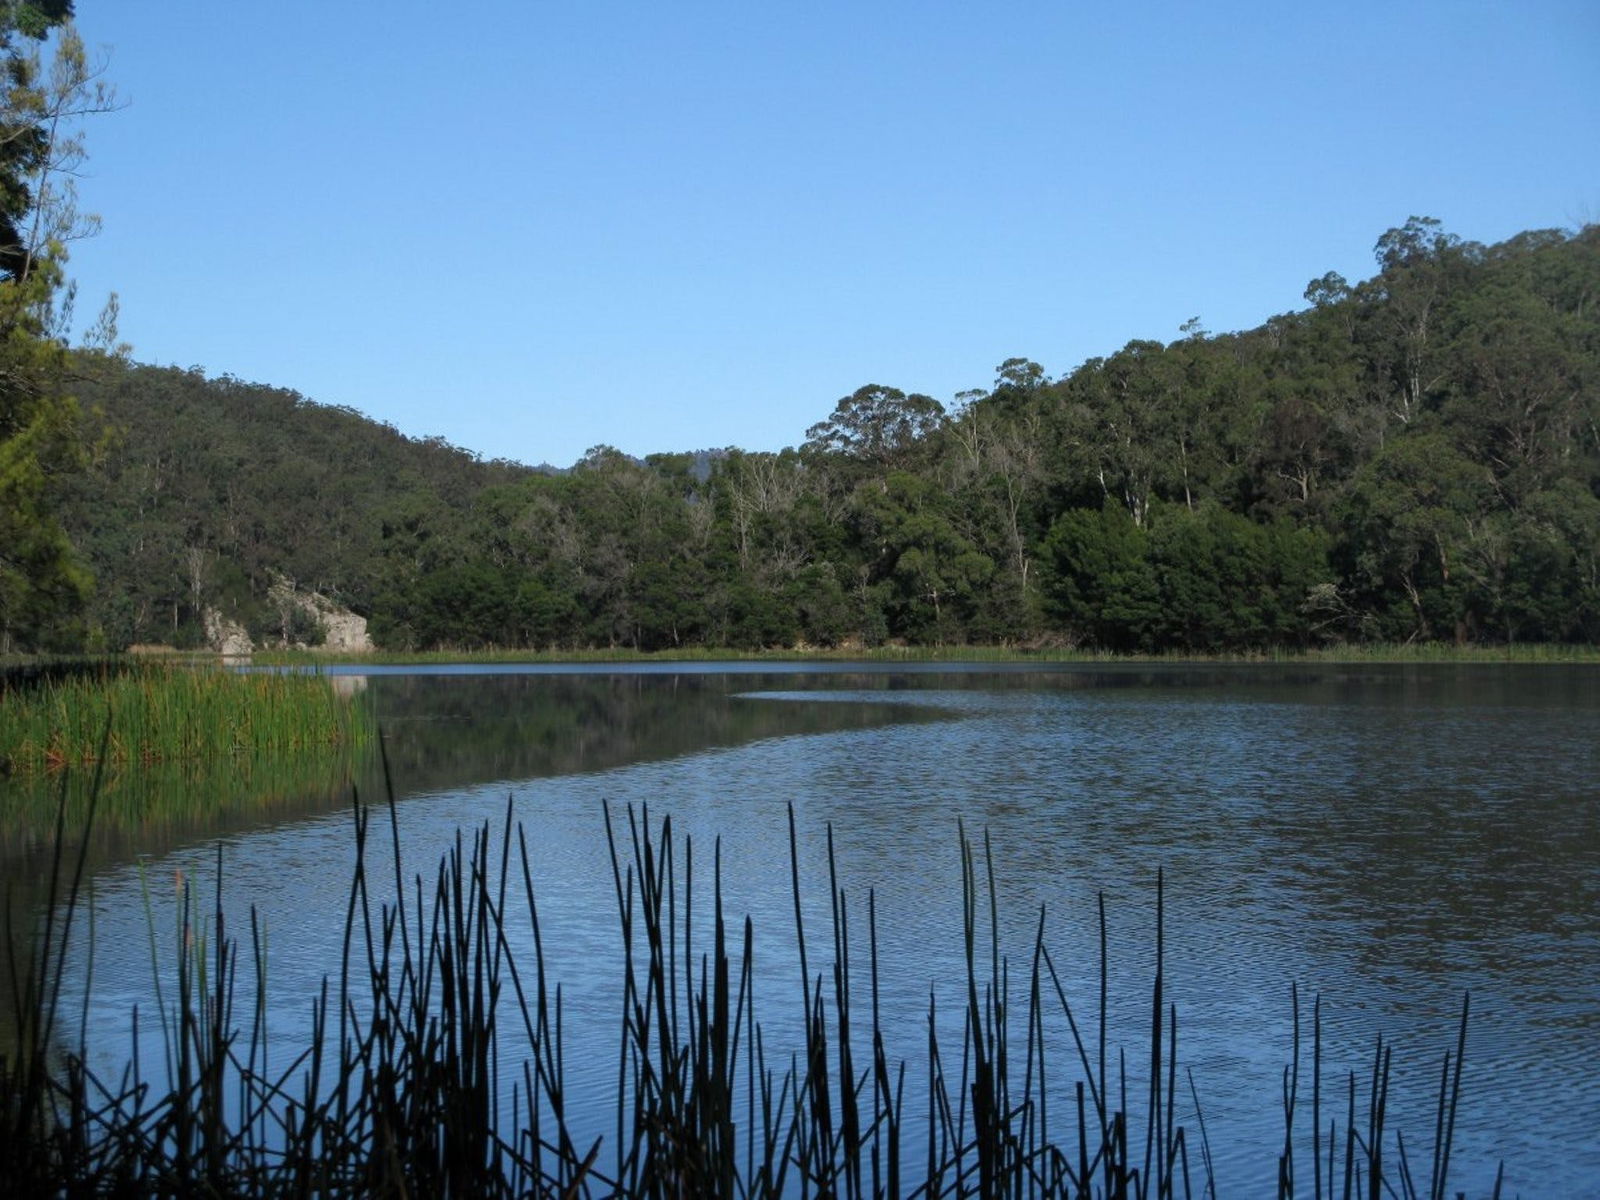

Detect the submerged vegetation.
xmin=2 ymin=789 xmax=1500 ymax=1198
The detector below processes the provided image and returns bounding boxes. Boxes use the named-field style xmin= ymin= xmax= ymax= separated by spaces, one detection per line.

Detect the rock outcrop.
xmin=202 ymin=582 xmax=373 ymax=655
xmin=267 ymin=578 xmax=373 ymax=653
xmin=203 ymin=607 xmax=254 ymax=658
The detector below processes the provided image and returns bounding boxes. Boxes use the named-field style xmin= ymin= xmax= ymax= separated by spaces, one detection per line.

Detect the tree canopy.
xmin=0 ymin=1 xmax=119 ymax=652
xmin=30 ymin=218 xmax=1600 ymax=655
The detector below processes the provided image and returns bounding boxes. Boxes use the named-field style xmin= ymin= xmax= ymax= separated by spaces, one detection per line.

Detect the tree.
xmin=1338 ymin=432 xmax=1492 ymax=641
xmin=42 ymin=215 xmax=1600 ymax=653
xmin=1440 ymin=280 xmax=1589 ymax=505
xmin=0 ymin=4 xmax=114 ymax=650
xmin=1040 ymin=504 xmax=1161 ymax=650
xmin=803 ymin=384 xmax=945 ymax=469
xmin=855 ymin=471 xmax=994 ymax=642
xmin=0 ymin=3 xmax=73 ymax=277
xmin=943 ymin=363 xmax=1050 ymax=632
xmin=1367 ymin=216 xmax=1476 ymax=426
xmin=1058 ymin=341 xmax=1183 ymax=527
xmin=1145 ymin=502 xmax=1330 ymax=650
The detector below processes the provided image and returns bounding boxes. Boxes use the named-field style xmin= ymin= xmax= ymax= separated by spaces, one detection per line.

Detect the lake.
xmin=14 ymin=662 xmax=1600 ymax=1196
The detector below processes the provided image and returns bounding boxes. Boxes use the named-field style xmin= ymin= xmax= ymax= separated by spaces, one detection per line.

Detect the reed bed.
xmin=2 ymin=780 xmax=1502 ymax=1198
xmin=0 ymin=664 xmax=369 ymax=775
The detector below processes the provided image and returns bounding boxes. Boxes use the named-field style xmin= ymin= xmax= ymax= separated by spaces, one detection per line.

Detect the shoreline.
xmin=246 ymin=641 xmax=1600 ymax=667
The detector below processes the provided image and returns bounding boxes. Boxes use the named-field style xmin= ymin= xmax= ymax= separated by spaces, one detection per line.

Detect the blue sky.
xmin=62 ymin=0 xmax=1599 ymax=469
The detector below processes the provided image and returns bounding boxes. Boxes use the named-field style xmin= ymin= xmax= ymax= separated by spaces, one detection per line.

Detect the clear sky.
xmin=60 ymin=0 xmax=1599 ymax=469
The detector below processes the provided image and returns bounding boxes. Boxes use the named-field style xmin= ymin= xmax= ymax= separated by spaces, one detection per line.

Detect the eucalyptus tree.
xmin=802 ymin=383 xmax=946 ymax=471
xmin=709 ymin=447 xmax=856 ymax=646
xmin=1245 ymin=292 xmax=1373 ymax=519
xmin=943 ymin=362 xmax=1050 ymax=634
xmin=1439 ymin=264 xmax=1592 ymax=506
xmin=715 ymin=448 xmax=812 ymax=577
xmin=1337 ymin=431 xmax=1494 ymax=641
xmin=1058 ymin=340 xmax=1182 ymax=528
xmin=1363 ymin=216 xmax=1481 ymax=429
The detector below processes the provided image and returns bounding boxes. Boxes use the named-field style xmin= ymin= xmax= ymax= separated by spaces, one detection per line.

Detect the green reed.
xmin=1284 ymin=641 xmax=1600 ymax=664
xmin=2 ymin=775 xmax=1505 ymax=1198
xmin=0 ymin=663 xmax=369 ymax=776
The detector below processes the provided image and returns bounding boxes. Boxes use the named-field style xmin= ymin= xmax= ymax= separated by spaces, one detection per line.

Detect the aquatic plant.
xmin=1 ymin=780 xmax=1500 ymax=1197
xmin=0 ymin=662 xmax=369 ymax=776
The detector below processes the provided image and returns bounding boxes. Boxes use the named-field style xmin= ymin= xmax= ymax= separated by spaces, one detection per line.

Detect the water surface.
xmin=24 ymin=663 xmax=1600 ymax=1196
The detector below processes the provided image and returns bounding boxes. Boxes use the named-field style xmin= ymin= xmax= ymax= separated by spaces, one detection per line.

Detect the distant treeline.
xmin=51 ymin=218 xmax=1600 ymax=653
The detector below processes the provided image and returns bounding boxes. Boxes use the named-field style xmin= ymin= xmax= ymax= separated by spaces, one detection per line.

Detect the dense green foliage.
xmin=57 ymin=365 xmax=531 ymax=648
xmin=47 ymin=219 xmax=1600 ymax=653
xmin=0 ymin=2 xmax=113 ymax=653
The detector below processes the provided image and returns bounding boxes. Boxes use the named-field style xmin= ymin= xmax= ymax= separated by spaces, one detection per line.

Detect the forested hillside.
xmin=58 ymin=366 xmax=534 ymax=648
xmin=49 ymin=219 xmax=1600 ymax=653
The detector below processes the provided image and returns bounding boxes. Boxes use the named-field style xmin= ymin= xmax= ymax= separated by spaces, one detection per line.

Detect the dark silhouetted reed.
xmin=2 ymin=769 xmax=1501 ymax=1197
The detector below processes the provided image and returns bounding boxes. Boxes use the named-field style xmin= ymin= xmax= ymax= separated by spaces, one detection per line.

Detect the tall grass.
xmin=2 ymin=779 xmax=1502 ymax=1197
xmin=0 ymin=663 xmax=369 ymax=776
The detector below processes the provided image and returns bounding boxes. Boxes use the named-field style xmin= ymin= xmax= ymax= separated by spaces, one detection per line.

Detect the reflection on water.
xmin=0 ymin=748 xmax=360 ymax=859
xmin=361 ymin=669 xmax=953 ymax=798
xmin=18 ymin=663 xmax=1600 ymax=1197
